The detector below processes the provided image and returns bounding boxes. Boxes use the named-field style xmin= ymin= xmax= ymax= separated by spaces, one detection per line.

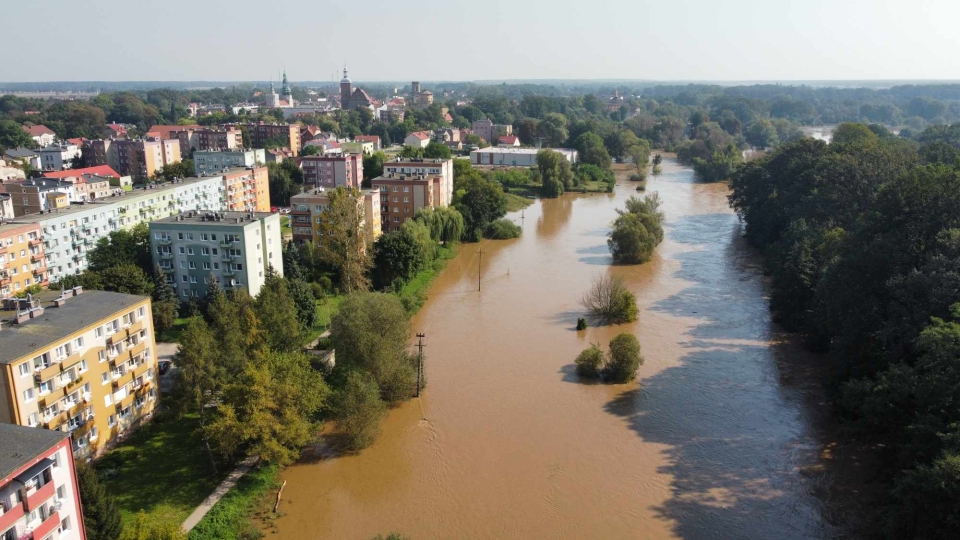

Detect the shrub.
xmin=576 ymin=317 xmax=587 ymax=330
xmin=629 ymin=172 xmax=646 ymax=182
xmin=575 ymin=344 xmax=604 ymax=378
xmin=483 ymin=219 xmax=522 ymax=240
xmin=310 ymin=282 xmax=325 ymax=299
xmin=652 ymin=164 xmax=662 ymax=175
xmin=605 ymin=333 xmax=643 ymax=382
xmin=318 ymin=275 xmax=333 ymax=291
xmin=580 ymin=274 xmax=638 ymax=324
xmin=332 ymin=371 xmax=386 ymax=452
xmin=608 ymin=194 xmax=664 ymax=264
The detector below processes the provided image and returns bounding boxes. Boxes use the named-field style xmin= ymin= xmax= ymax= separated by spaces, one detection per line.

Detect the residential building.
xmin=0 ymin=195 xmax=13 ymax=220
xmin=0 ymin=423 xmax=86 ymax=540
xmin=44 ymin=165 xmax=121 ymax=180
xmin=22 ymin=125 xmax=56 ymax=147
xmin=339 ymin=66 xmax=377 ymax=111
xmin=54 ymin=175 xmax=112 ymax=203
xmin=221 ymin=167 xmax=270 ymax=212
xmin=38 ymin=145 xmax=81 ymax=171
xmin=84 ymin=139 xmax=182 ymax=180
xmin=0 ymin=176 xmax=225 ymax=282
xmin=378 ymin=106 xmax=405 ymax=123
xmin=0 ymin=223 xmax=47 ymax=298
xmin=354 ymin=135 xmax=381 ymax=152
xmin=372 ymin=174 xmax=446 ymax=233
xmin=0 ymin=289 xmax=159 ymax=459
xmin=193 ymin=149 xmax=265 ymax=176
xmin=412 ymin=90 xmax=434 ymax=109
xmin=299 ymin=154 xmax=363 ymax=190
xmin=383 ymin=157 xmax=454 ymax=207
xmin=2 ymin=149 xmax=40 ymax=169
xmin=150 ymin=211 xmax=283 ymax=298
xmin=303 ymin=139 xmax=342 ymax=156
xmin=432 ymin=128 xmax=460 ymax=144
xmin=404 ymin=131 xmax=431 ymax=149
xmin=470 ymin=147 xmax=578 ymax=167
xmin=170 ymin=127 xmax=243 ymax=154
xmin=145 ymin=124 xmax=201 ymax=140
xmin=290 ymin=189 xmax=381 ymax=245
xmin=0 ymin=160 xmax=26 ymax=183
xmin=341 ymin=141 xmax=373 ymax=155
xmin=231 ymin=123 xmax=302 ymax=156
xmin=471 ymin=119 xmax=513 ymax=144
xmin=497 ymin=135 xmax=521 ymax=147
xmin=3 ymin=180 xmax=73 ymax=217
xmin=103 ymin=123 xmax=127 ymax=138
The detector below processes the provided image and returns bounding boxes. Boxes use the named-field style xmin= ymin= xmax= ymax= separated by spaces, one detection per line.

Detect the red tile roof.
xmin=23 ymin=124 xmax=55 ymax=136
xmin=355 ymin=135 xmax=380 ymax=143
xmin=43 ymin=165 xmax=120 ymax=179
xmin=66 ymin=137 xmax=87 ymax=146
xmin=498 ymin=135 xmax=519 ymax=144
xmin=407 ymin=131 xmax=430 ymax=141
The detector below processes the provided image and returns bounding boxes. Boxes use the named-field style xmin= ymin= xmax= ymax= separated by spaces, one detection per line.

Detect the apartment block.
xmin=150 ymin=211 xmax=283 ymax=298
xmin=0 ymin=423 xmax=86 ymax=540
xmin=372 ymin=175 xmax=446 ymax=233
xmin=230 ymin=123 xmax=302 ymax=156
xmin=170 ymin=127 xmax=243 ymax=154
xmin=222 ymin=167 xmax=270 ymax=212
xmin=0 ymin=223 xmax=47 ymax=298
xmin=194 ymin=149 xmax=266 ymax=176
xmin=382 ymin=157 xmax=454 ymax=207
xmin=38 ymin=144 xmax=81 ymax=172
xmin=0 ymin=177 xmax=225 ymax=283
xmin=83 ymin=139 xmax=182 ymax=180
xmin=299 ymin=154 xmax=363 ymax=190
xmin=290 ymin=189 xmax=381 ymax=245
xmin=0 ymin=290 xmax=159 ymax=460
xmin=3 ymin=180 xmax=72 ymax=217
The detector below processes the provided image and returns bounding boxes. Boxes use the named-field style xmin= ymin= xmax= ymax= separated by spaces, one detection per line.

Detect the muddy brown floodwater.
xmin=273 ymin=158 xmax=842 ymax=539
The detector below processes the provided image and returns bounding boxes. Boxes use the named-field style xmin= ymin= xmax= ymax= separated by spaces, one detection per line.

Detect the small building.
xmin=471 ymin=119 xmax=513 ymax=144
xmin=150 ymin=210 xmax=283 ymax=298
xmin=104 ymin=123 xmax=128 ymax=138
xmin=38 ymin=144 xmax=81 ymax=171
xmin=342 ymin=140 xmax=374 ymax=156
xmin=497 ymin=135 xmax=520 ymax=147
xmin=22 ymin=124 xmax=56 ymax=147
xmin=3 ymin=148 xmax=40 ymax=169
xmin=4 ymin=179 xmax=74 ymax=216
xmin=0 ymin=289 xmax=159 ymax=459
xmin=404 ymin=131 xmax=431 ymax=149
xmin=354 ymin=135 xmax=381 ymax=152
xmin=0 ymin=423 xmax=87 ymax=540
xmin=43 ymin=165 xmax=121 ymax=180
xmin=470 ymin=147 xmax=578 ymax=167
xmin=193 ymin=149 xmax=266 ymax=176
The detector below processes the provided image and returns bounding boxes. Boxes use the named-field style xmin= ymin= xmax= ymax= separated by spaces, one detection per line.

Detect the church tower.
xmin=266 ymin=80 xmax=280 ymax=108
xmin=340 ymin=65 xmax=352 ymax=109
xmin=281 ymin=69 xmax=293 ymax=106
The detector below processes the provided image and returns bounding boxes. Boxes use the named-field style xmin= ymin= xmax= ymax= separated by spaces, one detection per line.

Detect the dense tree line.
xmin=728 ymin=122 xmax=960 ymax=539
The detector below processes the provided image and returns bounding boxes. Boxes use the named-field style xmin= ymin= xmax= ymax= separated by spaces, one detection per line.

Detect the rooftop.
xmin=151 ymin=210 xmax=275 ymax=227
xmin=472 ymin=147 xmax=577 ymax=155
xmin=44 ymin=165 xmax=121 ymax=179
xmin=385 ymin=157 xmax=450 ymax=165
xmin=4 ymin=148 xmax=39 ymax=158
xmin=23 ymin=125 xmax=55 ymax=137
xmin=0 ymin=289 xmax=148 ymax=364
xmin=0 ymin=423 xmax=66 ymax=481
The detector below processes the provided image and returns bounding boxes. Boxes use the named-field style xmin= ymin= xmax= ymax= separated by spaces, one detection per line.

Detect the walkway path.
xmin=181 ymin=456 xmax=258 ymax=532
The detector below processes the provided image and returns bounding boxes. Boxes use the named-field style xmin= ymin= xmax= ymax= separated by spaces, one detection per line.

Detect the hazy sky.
xmin=5 ymin=0 xmax=959 ymax=82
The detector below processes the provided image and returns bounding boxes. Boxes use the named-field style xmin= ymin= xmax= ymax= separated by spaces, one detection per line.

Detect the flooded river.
xmin=273 ymin=158 xmax=840 ymax=539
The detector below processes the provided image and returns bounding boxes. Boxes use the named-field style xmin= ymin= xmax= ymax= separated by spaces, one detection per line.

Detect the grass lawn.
xmin=97 ymin=414 xmax=229 ymax=534
xmin=396 ymin=245 xmax=457 ymax=314
xmin=280 ymin=215 xmax=291 ymax=234
xmin=302 ymin=294 xmax=345 ymax=345
xmin=504 ymin=192 xmax=534 ymax=212
xmin=155 ymin=317 xmax=190 ymax=343
xmin=188 ymin=465 xmax=281 ymax=540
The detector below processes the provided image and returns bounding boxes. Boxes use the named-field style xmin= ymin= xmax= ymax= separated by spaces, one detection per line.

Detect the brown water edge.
xmin=271 ymin=158 xmax=851 ymax=540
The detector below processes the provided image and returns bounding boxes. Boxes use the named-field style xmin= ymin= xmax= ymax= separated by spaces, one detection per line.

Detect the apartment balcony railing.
xmin=160 ymin=252 xmax=173 ymax=260
xmin=159 ymin=238 xmax=172 ymax=246
xmin=28 ymin=238 xmax=43 ymax=247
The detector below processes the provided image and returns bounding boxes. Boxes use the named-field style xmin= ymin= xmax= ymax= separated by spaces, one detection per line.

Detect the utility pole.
xmin=477 ymin=247 xmax=483 ymax=291
xmin=415 ymin=333 xmax=425 ymax=397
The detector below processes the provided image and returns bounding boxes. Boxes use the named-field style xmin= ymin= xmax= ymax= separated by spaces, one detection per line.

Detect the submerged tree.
xmin=579 ymin=274 xmax=638 ymax=324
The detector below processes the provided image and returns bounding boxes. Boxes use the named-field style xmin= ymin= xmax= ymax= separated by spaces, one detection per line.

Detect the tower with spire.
xmin=281 ymin=69 xmax=293 ymax=106
xmin=340 ymin=64 xmax=352 ymax=109
xmin=265 ymin=79 xmax=280 ymax=108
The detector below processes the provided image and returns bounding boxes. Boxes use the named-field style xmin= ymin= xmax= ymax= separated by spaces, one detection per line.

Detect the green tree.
xmin=363 ymin=151 xmax=386 ymax=181
xmin=288 ymin=278 xmax=318 ymax=330
xmin=300 ymin=144 xmax=321 ymax=157
xmin=206 ymin=350 xmax=327 ymax=465
xmin=330 ymin=292 xmax=418 ymax=403
xmin=255 ymin=273 xmax=302 ymax=351
xmin=579 ymin=274 xmax=638 ymax=324
xmin=0 ymin=119 xmax=35 ymax=151
xmin=625 ymin=141 xmax=652 ymax=174
xmin=266 ymin=161 xmax=300 ymax=206
xmin=744 ymin=119 xmax=779 ymax=148
xmin=87 ymin=223 xmax=152 ymax=273
xmin=373 ymin=228 xmax=427 ymax=290
xmin=413 ymin=206 xmax=465 ymax=244
xmin=537 ymin=149 xmax=574 ymax=198
xmin=537 ymin=113 xmax=568 ymax=147
xmin=333 ymin=371 xmax=386 ymax=451
xmin=604 ymin=333 xmax=643 ymax=383
xmin=607 ymin=194 xmax=663 ymax=265
xmin=76 ymin=459 xmax=122 ymax=540
xmin=604 ymin=130 xmax=642 ymax=161
xmin=97 ymin=263 xmax=154 ymax=296
xmin=453 ymin=171 xmax=508 ymax=241
xmin=152 ymin=265 xmax=178 ymax=333
xmin=575 ymin=343 xmax=604 ymax=379
xmin=574 ymin=132 xmax=612 ymax=169
xmin=423 ymin=141 xmax=452 ymax=159
xmin=317 ymin=187 xmax=373 ymax=292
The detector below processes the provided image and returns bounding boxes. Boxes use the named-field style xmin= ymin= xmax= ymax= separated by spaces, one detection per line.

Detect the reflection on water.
xmin=273 ymin=160 xmax=838 ymax=539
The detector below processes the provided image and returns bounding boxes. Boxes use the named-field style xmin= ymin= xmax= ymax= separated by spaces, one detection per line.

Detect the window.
xmin=201 ymin=234 xmax=209 ymax=241
xmin=90 ymin=426 xmax=98 ymax=440
xmin=202 ymin=262 xmax=210 ymax=270
xmin=138 ymin=307 xmax=145 ymax=318
xmin=27 ymin=413 xmax=39 ymax=427
xmin=60 ymin=515 xmax=72 ymax=533
xmin=403 ymin=197 xmax=409 ymax=203
xmin=180 ymin=261 xmax=186 ymax=269
xmin=78 ymin=360 xmax=87 ymax=373
xmin=18 ymin=362 xmax=30 ymax=377
xmin=108 ymin=414 xmax=116 ymax=427
xmin=178 ymin=247 xmax=185 ymax=254
xmin=188 ymin=262 xmax=195 ymax=269
xmin=104 ymin=394 xmax=112 ymax=406
xmin=181 ymin=275 xmax=187 ymax=283
xmin=99 ymin=350 xmax=106 ymax=363
xmin=40 ymin=380 xmax=52 ymax=394
xmin=189 ymin=275 xmax=197 ymax=283
xmin=178 ymin=233 xmax=184 ymax=240
xmin=57 ymin=485 xmax=66 ymax=500
xmin=23 ymin=388 xmax=34 ymax=402
xmin=102 ymin=372 xmax=109 ymax=385
xmin=95 ymin=327 xmax=103 ymax=338
xmin=187 ymin=248 xmax=194 ymax=255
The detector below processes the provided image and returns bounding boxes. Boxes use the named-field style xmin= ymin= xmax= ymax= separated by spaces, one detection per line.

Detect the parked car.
xmin=158 ymin=359 xmax=172 ymax=376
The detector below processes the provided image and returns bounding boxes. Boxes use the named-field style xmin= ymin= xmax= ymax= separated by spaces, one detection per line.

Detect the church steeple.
xmin=340 ymin=63 xmax=353 ymax=109
xmin=281 ymin=69 xmax=291 ymax=97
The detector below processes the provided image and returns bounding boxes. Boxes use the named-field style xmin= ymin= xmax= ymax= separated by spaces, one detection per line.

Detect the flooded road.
xmin=274 ymin=158 xmax=838 ymax=539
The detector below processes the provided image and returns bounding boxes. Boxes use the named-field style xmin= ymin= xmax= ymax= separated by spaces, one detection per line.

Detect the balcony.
xmin=134 ymin=360 xmax=152 ymax=378
xmin=28 ymin=238 xmax=43 ymax=247
xmin=25 ymin=480 xmax=55 ymax=512
xmin=219 ymin=240 xmax=234 ymax=248
xmin=162 ymin=266 xmax=174 ymax=274
xmin=113 ymin=370 xmax=134 ymax=389
xmin=127 ymin=340 xmax=147 ymax=361
xmin=159 ymin=238 xmax=172 ymax=246
xmin=160 ymin=252 xmax=173 ymax=260
xmin=38 ymin=386 xmax=66 ymax=407
xmin=44 ymin=411 xmax=67 ymax=431
xmin=37 ymin=362 xmax=60 ymax=381
xmin=30 ymin=510 xmax=60 ymax=540
xmin=222 ymin=269 xmax=235 ymax=277
xmin=0 ymin=499 xmax=25 ymax=531
xmin=60 ymin=351 xmax=83 ymax=371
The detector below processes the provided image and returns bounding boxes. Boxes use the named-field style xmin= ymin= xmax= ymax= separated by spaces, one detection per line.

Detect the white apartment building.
xmin=193 ymin=149 xmax=266 ymax=176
